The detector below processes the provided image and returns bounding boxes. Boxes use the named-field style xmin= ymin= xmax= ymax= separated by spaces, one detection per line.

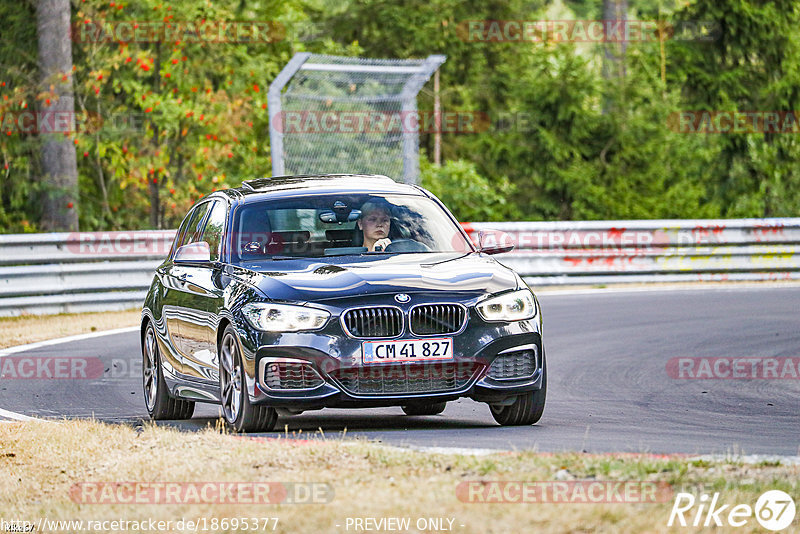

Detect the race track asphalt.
xmin=2 ymin=286 xmax=798 ymax=454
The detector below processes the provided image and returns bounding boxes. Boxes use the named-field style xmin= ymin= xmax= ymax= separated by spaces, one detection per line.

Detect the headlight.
xmin=476 ymin=289 xmax=537 ymax=322
xmin=242 ymin=303 xmax=330 ymax=332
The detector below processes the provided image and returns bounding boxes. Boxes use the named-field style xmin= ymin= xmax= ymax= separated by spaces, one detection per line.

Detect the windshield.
xmin=230 ymin=193 xmax=472 ymax=263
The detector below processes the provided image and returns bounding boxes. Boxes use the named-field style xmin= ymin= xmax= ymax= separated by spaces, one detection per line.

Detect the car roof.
xmin=214 ymin=174 xmax=426 ymax=204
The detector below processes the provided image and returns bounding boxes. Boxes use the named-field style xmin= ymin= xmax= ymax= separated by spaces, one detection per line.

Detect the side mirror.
xmin=174 ymin=241 xmax=211 ymax=263
xmin=479 ymin=230 xmax=515 ymax=255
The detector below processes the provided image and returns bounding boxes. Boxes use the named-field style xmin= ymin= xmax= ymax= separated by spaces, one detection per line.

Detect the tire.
xmin=142 ymin=321 xmax=195 ymax=420
xmin=402 ymin=402 xmax=447 ymax=416
xmin=219 ymin=325 xmax=278 ymax=433
xmin=489 ymin=355 xmax=547 ymax=426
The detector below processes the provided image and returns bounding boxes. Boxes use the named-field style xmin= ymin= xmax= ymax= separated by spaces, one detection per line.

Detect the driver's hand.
xmin=373 ymin=238 xmax=392 ymax=251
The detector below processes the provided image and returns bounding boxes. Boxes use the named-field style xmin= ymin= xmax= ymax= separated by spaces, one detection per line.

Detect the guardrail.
xmin=463 ymin=218 xmax=800 ymax=285
xmin=0 ymin=231 xmax=175 ymax=316
xmin=1 ymin=219 xmax=799 ymax=315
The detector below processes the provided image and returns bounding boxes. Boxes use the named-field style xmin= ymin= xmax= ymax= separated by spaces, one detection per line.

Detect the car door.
xmin=160 ymin=201 xmax=213 ymax=371
xmin=176 ymin=200 xmax=228 ymax=383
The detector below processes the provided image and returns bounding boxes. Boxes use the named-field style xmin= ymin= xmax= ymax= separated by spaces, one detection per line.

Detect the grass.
xmin=1 ymin=311 xmax=798 ymax=532
xmin=0 ymin=310 xmax=141 ymax=350
xmin=0 ymin=420 xmax=797 ymax=533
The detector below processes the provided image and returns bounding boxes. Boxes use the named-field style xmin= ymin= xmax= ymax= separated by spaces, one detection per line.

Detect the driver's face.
xmin=359 ymin=210 xmax=391 ymax=241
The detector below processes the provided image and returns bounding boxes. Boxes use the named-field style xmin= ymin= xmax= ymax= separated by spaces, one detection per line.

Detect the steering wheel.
xmin=383 ymin=239 xmax=431 ymax=253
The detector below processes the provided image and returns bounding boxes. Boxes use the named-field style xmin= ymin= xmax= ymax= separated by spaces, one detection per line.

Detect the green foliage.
xmin=669 ymin=0 xmax=800 ymax=216
xmin=1 ymin=0 xmax=799 ymax=232
xmin=420 ymin=158 xmax=520 ymax=222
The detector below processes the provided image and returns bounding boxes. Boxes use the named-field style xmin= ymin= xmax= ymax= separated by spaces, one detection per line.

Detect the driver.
xmin=357 ymin=201 xmax=392 ymax=252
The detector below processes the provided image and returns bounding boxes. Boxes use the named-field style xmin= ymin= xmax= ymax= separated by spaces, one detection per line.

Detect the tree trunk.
xmin=37 ymin=0 xmax=79 ymax=231
xmin=602 ymin=0 xmax=628 ymax=80
xmin=433 ymin=69 xmax=441 ymax=166
xmin=149 ymin=43 xmax=162 ymax=229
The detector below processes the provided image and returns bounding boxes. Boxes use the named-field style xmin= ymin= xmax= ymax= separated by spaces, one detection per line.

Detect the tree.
xmin=37 ymin=0 xmax=79 ymax=231
xmin=669 ymin=0 xmax=800 ymax=217
xmin=602 ymin=0 xmax=628 ymax=82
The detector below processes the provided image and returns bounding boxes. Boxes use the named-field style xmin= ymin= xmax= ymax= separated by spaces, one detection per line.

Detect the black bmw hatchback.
xmin=141 ymin=174 xmax=546 ymax=432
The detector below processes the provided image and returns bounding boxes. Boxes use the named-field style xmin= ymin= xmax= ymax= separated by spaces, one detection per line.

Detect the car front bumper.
xmin=234 ymin=302 xmax=544 ymax=409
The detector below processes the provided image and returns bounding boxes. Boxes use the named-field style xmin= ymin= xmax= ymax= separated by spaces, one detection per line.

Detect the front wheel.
xmin=489 ymin=358 xmax=546 ymax=426
xmin=219 ymin=325 xmax=278 ymax=433
xmin=142 ymin=322 xmax=194 ymax=420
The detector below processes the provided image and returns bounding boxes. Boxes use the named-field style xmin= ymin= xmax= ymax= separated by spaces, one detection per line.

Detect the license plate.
xmin=362 ymin=338 xmax=454 ymax=364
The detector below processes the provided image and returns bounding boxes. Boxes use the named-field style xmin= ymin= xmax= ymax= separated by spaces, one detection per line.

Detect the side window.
xmin=169 ymin=211 xmax=194 ymax=258
xmin=178 ymin=202 xmax=212 ymax=250
xmin=199 ymin=201 xmax=226 ymax=261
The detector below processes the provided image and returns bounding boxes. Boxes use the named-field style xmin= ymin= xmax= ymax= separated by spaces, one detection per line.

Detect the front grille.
xmin=342 ymin=307 xmax=403 ymax=338
xmin=410 ymin=304 xmax=466 ymax=335
xmin=262 ymin=361 xmax=324 ymax=390
xmin=331 ymin=362 xmax=478 ymax=395
xmin=488 ymin=347 xmax=538 ymax=380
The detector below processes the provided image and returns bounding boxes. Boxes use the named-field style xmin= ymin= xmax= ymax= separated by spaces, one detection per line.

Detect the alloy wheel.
xmin=220 ymin=333 xmax=243 ymax=423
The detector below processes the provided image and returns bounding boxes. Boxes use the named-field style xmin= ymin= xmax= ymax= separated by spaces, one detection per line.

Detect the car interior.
xmin=235 ymin=200 xmax=416 ymax=259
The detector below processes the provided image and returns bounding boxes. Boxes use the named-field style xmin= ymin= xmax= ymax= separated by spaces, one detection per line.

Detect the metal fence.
xmin=268 ymin=53 xmax=446 ymax=184
xmin=1 ymin=218 xmax=799 ymax=316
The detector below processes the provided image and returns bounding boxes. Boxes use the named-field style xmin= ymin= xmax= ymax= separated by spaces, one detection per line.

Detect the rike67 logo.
xmin=668 ymin=490 xmax=796 ymax=531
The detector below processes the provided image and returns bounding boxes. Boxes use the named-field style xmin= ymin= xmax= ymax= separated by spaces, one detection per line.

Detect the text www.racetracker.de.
xmin=0 ymin=517 xmax=280 ymax=532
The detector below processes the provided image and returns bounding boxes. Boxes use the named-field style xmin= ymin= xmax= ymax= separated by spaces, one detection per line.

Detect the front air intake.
xmin=409 ymin=304 xmax=467 ymax=335
xmin=342 ymin=307 xmax=403 ymax=338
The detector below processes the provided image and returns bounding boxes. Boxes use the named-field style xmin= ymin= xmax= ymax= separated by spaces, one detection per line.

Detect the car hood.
xmin=229 ymin=252 xmax=520 ymax=302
